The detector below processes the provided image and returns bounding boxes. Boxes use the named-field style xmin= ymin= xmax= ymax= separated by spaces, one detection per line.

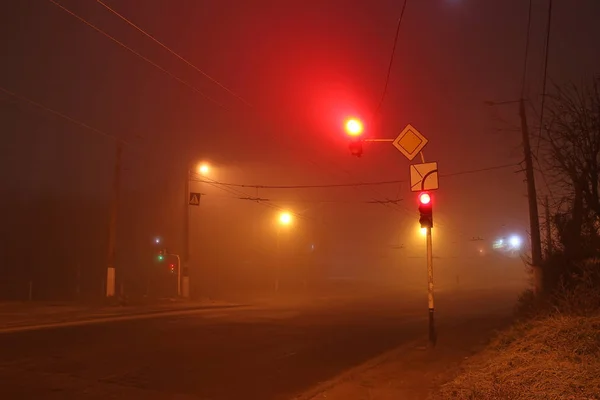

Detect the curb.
xmin=0 ymin=304 xmax=246 ymax=335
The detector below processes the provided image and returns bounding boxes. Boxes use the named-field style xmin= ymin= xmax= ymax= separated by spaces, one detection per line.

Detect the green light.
xmin=158 ymin=255 xmax=164 ymax=261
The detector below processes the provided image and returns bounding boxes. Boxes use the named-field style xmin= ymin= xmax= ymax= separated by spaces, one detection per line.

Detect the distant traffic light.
xmin=169 ymin=263 xmax=175 ymax=273
xmin=157 ymin=249 xmax=167 ymax=261
xmin=418 ymin=192 xmax=433 ymax=228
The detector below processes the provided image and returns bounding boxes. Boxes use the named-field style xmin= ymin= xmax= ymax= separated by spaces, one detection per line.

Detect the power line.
xmin=190 ymin=162 xmax=518 ymax=190
xmin=95 ymin=0 xmax=250 ymax=107
xmin=520 ymin=0 xmax=533 ymax=99
xmin=373 ymin=0 xmax=409 ymax=117
xmin=0 ymin=85 xmax=124 ymax=144
xmin=46 ymin=0 xmax=222 ymax=107
xmin=189 ymin=172 xmax=317 ymax=222
xmin=537 ymin=0 xmax=553 ymax=147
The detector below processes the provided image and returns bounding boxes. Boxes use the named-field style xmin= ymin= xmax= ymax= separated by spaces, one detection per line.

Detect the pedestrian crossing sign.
xmin=189 ymin=192 xmax=201 ymax=206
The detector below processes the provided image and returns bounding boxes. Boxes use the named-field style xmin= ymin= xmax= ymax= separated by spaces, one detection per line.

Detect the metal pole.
xmin=519 ymin=98 xmax=543 ymax=294
xmin=426 ymin=226 xmax=436 ymax=347
xmin=176 ymin=254 xmax=181 ymax=296
xmin=106 ymin=141 xmax=123 ymax=297
xmin=183 ymin=167 xmax=191 ymax=298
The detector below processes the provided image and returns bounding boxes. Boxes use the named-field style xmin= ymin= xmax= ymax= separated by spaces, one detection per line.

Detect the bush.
xmin=552 ymin=258 xmax=600 ymax=316
xmin=516 ymin=256 xmax=600 ymax=319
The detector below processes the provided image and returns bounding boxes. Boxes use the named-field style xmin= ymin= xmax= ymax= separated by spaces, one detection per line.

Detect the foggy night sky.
xmin=1 ymin=0 xmax=599 ymax=264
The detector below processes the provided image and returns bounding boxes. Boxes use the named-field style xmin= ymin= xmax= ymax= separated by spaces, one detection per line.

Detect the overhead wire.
xmin=94 ymin=0 xmax=250 ymax=107
xmin=373 ymin=0 xmax=409 ymax=117
xmin=537 ymin=0 xmax=553 ymax=145
xmin=189 ymin=162 xmax=518 ymax=189
xmin=46 ymin=0 xmax=222 ymax=107
xmin=0 ymin=85 xmax=124 ymax=144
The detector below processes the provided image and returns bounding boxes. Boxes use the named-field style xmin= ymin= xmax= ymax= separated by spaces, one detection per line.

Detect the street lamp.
xmin=275 ymin=211 xmax=294 ymax=292
xmin=279 ymin=212 xmax=292 ymax=226
xmin=183 ymin=161 xmax=212 ymax=300
xmin=197 ymin=163 xmax=210 ymax=176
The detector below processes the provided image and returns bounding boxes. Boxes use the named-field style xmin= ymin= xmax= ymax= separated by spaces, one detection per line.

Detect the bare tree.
xmin=539 ymin=77 xmax=600 ymax=259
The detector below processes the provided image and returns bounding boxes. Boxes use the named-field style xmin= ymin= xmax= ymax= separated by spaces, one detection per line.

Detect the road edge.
xmin=0 ymin=304 xmax=246 ymax=335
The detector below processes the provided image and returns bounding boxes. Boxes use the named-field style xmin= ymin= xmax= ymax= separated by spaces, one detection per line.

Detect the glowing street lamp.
xmin=197 ymin=163 xmax=210 ymax=176
xmin=279 ymin=211 xmax=293 ymax=226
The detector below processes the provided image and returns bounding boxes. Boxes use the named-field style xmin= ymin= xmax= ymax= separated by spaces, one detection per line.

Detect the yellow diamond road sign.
xmin=393 ymin=124 xmax=428 ymax=161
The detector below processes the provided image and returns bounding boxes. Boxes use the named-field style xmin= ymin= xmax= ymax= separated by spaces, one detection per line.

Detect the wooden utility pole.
xmin=106 ymin=141 xmax=123 ymax=297
xmin=545 ymin=195 xmax=553 ymax=258
xmin=519 ymin=98 xmax=543 ymax=295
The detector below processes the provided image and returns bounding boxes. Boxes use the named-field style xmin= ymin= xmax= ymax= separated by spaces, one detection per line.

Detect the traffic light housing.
xmin=169 ymin=263 xmax=175 ymax=273
xmin=157 ymin=249 xmax=167 ymax=261
xmin=345 ymin=118 xmax=364 ymax=157
xmin=418 ymin=192 xmax=433 ymax=228
xmin=348 ymin=140 xmax=363 ymax=157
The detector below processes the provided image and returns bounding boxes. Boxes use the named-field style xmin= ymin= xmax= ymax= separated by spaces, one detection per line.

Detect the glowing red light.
xmin=419 ymin=192 xmax=431 ymax=205
xmin=345 ymin=118 xmax=364 ymax=136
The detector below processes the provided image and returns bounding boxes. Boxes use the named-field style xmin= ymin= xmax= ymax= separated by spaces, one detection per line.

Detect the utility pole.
xmin=183 ymin=167 xmax=190 ymax=298
xmin=519 ymin=98 xmax=543 ymax=295
xmin=106 ymin=141 xmax=123 ymax=298
xmin=545 ymin=195 xmax=552 ymax=258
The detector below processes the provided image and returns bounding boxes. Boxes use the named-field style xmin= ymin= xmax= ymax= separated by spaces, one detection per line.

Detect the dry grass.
xmin=432 ymin=314 xmax=600 ymax=400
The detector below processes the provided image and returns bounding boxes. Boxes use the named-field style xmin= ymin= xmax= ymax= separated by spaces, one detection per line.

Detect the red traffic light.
xmin=345 ymin=118 xmax=364 ymax=137
xmin=349 ymin=141 xmax=363 ymax=157
xmin=418 ymin=192 xmax=431 ymax=205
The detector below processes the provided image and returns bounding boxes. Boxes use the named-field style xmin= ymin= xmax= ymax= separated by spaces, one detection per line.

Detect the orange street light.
xmin=279 ymin=212 xmax=293 ymax=226
xmin=197 ymin=163 xmax=210 ymax=175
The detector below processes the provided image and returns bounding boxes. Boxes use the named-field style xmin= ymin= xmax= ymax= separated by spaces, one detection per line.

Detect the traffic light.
xmin=345 ymin=118 xmax=364 ymax=137
xmin=169 ymin=263 xmax=175 ymax=273
xmin=418 ymin=192 xmax=433 ymax=228
xmin=348 ymin=140 xmax=363 ymax=157
xmin=344 ymin=117 xmax=364 ymax=157
xmin=157 ymin=249 xmax=166 ymax=261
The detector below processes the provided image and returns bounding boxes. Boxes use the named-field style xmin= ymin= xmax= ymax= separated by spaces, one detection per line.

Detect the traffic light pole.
xmin=171 ymin=253 xmax=182 ymax=296
xmin=106 ymin=141 xmax=123 ymax=298
xmin=426 ymin=226 xmax=436 ymax=346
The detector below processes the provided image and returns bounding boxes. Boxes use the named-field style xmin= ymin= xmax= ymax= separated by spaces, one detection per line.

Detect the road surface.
xmin=0 ymin=287 xmax=520 ymax=399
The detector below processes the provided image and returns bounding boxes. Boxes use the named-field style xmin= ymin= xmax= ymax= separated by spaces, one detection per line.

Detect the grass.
xmin=432 ymin=314 xmax=600 ymax=400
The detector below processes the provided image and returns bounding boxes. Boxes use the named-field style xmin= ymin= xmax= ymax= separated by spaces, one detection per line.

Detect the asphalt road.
xmin=0 ymin=287 xmax=521 ymax=400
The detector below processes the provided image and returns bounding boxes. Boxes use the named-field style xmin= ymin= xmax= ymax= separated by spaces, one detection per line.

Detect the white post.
xmin=175 ymin=254 xmax=181 ymax=297
xmin=426 ymin=226 xmax=436 ymax=346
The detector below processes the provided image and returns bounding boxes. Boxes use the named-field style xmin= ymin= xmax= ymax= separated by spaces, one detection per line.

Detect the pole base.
xmin=106 ymin=267 xmax=116 ymax=297
xmin=428 ymin=308 xmax=437 ymax=347
xmin=182 ymin=277 xmax=190 ymax=299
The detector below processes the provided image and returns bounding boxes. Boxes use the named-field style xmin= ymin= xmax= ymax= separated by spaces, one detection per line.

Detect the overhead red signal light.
xmin=345 ymin=118 xmax=364 ymax=137
xmin=419 ymin=192 xmax=431 ymax=205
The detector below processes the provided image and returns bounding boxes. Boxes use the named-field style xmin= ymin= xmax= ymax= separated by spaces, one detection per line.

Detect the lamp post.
xmin=275 ymin=211 xmax=293 ymax=292
xmin=184 ymin=161 xmax=210 ymax=299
